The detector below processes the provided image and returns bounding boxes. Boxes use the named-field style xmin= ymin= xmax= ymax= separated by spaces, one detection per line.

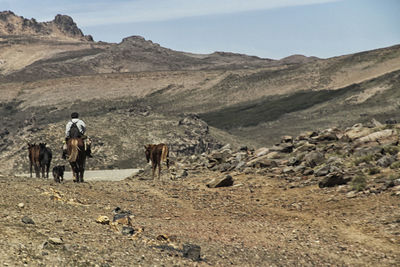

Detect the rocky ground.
xmin=1 ymin=121 xmax=400 ymax=266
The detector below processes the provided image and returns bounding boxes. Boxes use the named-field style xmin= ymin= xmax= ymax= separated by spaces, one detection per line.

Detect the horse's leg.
xmin=80 ymin=169 xmax=84 ymax=183
xmin=71 ymin=164 xmax=77 ymax=182
xmin=30 ymin=162 xmax=32 ymax=178
xmin=79 ymin=164 xmax=84 ymax=183
xmin=46 ymin=164 xmax=49 ymax=178
xmin=35 ymin=162 xmax=40 ymax=178
xmin=152 ymin=162 xmax=156 ymax=180
xmin=158 ymin=161 xmax=162 ymax=180
xmin=41 ymin=165 xmax=45 ymax=179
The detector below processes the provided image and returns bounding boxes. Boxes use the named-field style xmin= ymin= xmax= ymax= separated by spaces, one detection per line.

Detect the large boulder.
xmin=293 ymin=141 xmax=316 ymax=153
xmin=354 ymin=146 xmax=383 ymax=157
xmin=319 ymin=172 xmax=351 ymax=188
xmin=296 ymin=131 xmax=319 ymax=141
xmin=206 ymin=175 xmax=234 ymax=188
xmin=182 ymin=244 xmax=201 ymax=261
xmin=271 ymin=142 xmax=294 ymax=153
xmin=304 ymin=151 xmax=325 ymax=168
xmin=246 ymin=155 xmax=279 ymax=168
xmin=343 ymin=123 xmax=373 ymax=140
xmin=254 ymin=147 xmax=269 ymax=157
xmin=356 ymin=129 xmax=397 ymax=146
xmin=315 ymin=164 xmax=341 ymax=177
xmin=376 ymin=155 xmax=396 ymax=168
xmin=281 ymin=135 xmax=293 ymax=143
xmin=314 ymin=130 xmax=339 ymax=141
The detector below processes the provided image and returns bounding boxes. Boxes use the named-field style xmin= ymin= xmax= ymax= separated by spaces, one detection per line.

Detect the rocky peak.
xmin=0 ymin=10 xmax=15 ymax=20
xmin=119 ymin=36 xmax=161 ymax=49
xmin=0 ymin=11 xmax=92 ymax=41
xmin=279 ymin=54 xmax=319 ymax=64
xmin=52 ymin=14 xmax=87 ymax=39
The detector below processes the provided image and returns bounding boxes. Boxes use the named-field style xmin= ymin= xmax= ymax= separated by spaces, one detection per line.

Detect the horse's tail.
xmin=68 ymin=139 xmax=79 ymax=162
xmin=161 ymin=144 xmax=169 ymax=169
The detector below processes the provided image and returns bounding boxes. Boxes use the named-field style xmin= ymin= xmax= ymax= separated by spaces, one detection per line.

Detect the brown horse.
xmin=145 ymin=143 xmax=169 ymax=179
xmin=28 ymin=143 xmax=40 ymax=178
xmin=67 ymin=138 xmax=86 ymax=183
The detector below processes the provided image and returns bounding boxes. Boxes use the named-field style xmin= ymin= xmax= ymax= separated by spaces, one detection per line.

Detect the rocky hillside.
xmin=181 ymin=119 xmax=400 ymax=195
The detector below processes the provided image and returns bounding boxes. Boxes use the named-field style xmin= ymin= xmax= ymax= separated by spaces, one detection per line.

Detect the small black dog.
xmin=52 ymin=165 xmax=65 ymax=183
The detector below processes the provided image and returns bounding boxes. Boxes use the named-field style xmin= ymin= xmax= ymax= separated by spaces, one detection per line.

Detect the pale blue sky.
xmin=1 ymin=0 xmax=399 ymax=59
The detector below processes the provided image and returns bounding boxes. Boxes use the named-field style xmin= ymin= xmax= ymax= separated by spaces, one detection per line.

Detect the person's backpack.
xmin=69 ymin=121 xmax=81 ymax=138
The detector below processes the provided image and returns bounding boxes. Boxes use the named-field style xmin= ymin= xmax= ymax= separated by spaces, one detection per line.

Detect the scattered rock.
xmin=48 ymin=237 xmax=63 ymax=245
xmin=293 ymin=142 xmax=316 ymax=153
xmin=156 ymin=234 xmax=170 ymax=241
xmin=304 ymin=152 xmax=325 ymax=168
xmin=377 ymin=155 xmax=396 ymax=168
xmin=176 ymin=169 xmax=188 ymax=179
xmin=121 ymin=226 xmax=135 ymax=236
xmin=206 ymin=175 xmax=234 ymax=188
xmin=21 ymin=216 xmax=34 ymax=225
xmin=315 ymin=165 xmax=331 ymax=177
xmin=271 ymin=142 xmax=293 ymax=153
xmin=344 ymin=123 xmax=373 ymax=140
xmin=182 ymin=243 xmax=201 ymax=261
xmin=281 ymin=135 xmax=293 ymax=143
xmin=319 ymin=173 xmax=350 ymax=188
xmin=17 ymin=203 xmax=24 ymax=208
xmin=96 ymin=215 xmax=110 ymax=225
xmin=371 ymin=118 xmax=383 ymax=127
xmin=254 ymin=147 xmax=269 ymax=157
xmin=346 ymin=191 xmax=357 ymax=198
xmin=112 ymin=211 xmax=134 ymax=227
xmin=356 ymin=129 xmax=397 ymax=146
xmin=246 ymin=155 xmax=278 ymax=168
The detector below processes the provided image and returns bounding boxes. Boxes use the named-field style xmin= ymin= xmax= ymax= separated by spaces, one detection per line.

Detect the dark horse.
xmin=145 ymin=143 xmax=169 ymax=179
xmin=28 ymin=143 xmax=40 ymax=178
xmin=39 ymin=143 xmax=52 ymax=178
xmin=67 ymin=138 xmax=86 ymax=183
xmin=28 ymin=143 xmax=52 ymax=178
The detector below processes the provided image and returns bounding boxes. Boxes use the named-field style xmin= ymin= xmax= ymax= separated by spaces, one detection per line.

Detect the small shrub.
xmin=383 ymin=145 xmax=399 ymax=156
xmin=390 ymin=161 xmax=400 ymax=169
xmin=351 ymin=175 xmax=367 ymax=192
xmin=368 ymin=167 xmax=381 ymax=175
xmin=384 ymin=124 xmax=395 ymax=130
xmin=388 ymin=174 xmax=400 ymax=181
xmin=353 ymin=155 xmax=374 ymax=166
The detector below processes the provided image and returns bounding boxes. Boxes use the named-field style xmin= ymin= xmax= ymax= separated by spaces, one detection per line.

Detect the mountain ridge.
xmin=0 ymin=11 xmax=322 ymax=82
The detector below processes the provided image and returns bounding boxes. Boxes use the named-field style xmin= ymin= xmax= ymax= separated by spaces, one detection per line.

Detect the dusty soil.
xmin=1 ymin=170 xmax=399 ymax=266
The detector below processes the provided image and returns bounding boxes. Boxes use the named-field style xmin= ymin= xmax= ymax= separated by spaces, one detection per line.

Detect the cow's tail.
xmin=68 ymin=139 xmax=79 ymax=162
xmin=161 ymin=145 xmax=169 ymax=169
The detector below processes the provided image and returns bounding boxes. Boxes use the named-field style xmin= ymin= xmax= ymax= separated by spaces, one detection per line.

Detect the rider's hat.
xmin=71 ymin=112 xmax=79 ymax=119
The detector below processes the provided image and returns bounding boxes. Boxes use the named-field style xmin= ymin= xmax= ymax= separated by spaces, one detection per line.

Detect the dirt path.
xmin=0 ymin=171 xmax=399 ymax=266
xmin=17 ymin=168 xmax=141 ymax=181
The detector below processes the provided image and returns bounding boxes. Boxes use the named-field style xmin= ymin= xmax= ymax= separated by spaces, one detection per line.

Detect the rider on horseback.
xmin=62 ymin=112 xmax=93 ymax=159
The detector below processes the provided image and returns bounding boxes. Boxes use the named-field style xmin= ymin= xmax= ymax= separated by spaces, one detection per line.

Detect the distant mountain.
xmin=279 ymin=54 xmax=319 ymax=64
xmin=0 ymin=11 xmax=322 ymax=82
xmin=0 ymin=10 xmax=93 ymax=41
